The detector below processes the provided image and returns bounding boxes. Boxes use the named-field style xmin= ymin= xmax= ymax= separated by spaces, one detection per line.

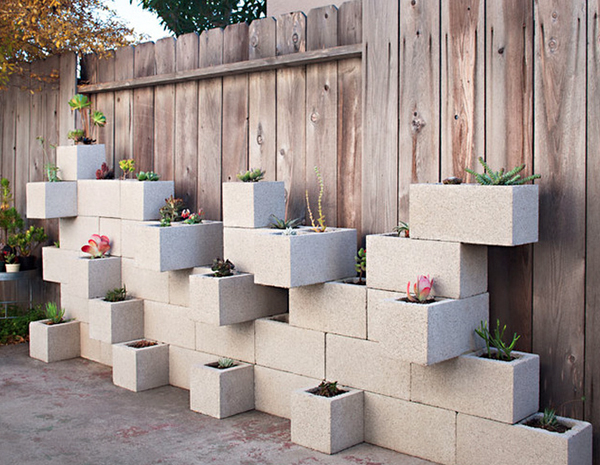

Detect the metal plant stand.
xmin=0 ymin=269 xmax=40 ymax=319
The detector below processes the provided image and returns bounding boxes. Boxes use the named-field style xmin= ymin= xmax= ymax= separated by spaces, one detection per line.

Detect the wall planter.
xmin=222 ymin=181 xmax=285 ymax=228
xmin=189 ymin=272 xmax=287 ymax=326
xmin=409 ymin=183 xmax=539 ymax=246
xmin=371 ymin=292 xmax=489 ymax=365
xmin=112 ymin=339 xmax=169 ymax=392
xmin=26 ymin=182 xmax=77 ymax=219
xmin=291 ymin=385 xmax=364 ymax=454
xmin=252 ymin=227 xmax=357 ymax=288
xmin=29 ymin=319 xmax=81 ymax=363
xmin=190 ymin=361 xmax=254 ymax=419
xmin=120 ymin=180 xmax=175 ymax=221
xmin=68 ymin=256 xmax=121 ymax=299
xmin=56 ymin=144 xmax=106 ymax=181
xmin=88 ymin=297 xmax=144 ymax=344
xmin=77 ymin=179 xmax=121 ymax=218
xmin=42 ymin=246 xmax=79 ymax=283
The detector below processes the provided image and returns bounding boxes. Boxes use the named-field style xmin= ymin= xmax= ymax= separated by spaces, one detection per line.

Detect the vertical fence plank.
xmin=14 ymin=65 xmax=31 ymax=217
xmin=96 ymin=53 xmax=116 ymax=167
xmin=29 ymin=60 xmax=45 ymax=184
xmin=133 ymin=42 xmax=156 ymax=172
xmin=154 ymin=37 xmax=176 ymax=181
xmin=533 ymin=0 xmax=586 ymax=419
xmin=114 ymin=46 xmax=134 ymax=178
xmin=58 ymin=53 xmax=77 ymax=147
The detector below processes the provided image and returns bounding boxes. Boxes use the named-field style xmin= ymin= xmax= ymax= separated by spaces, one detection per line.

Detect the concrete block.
xmin=189 ymin=272 xmax=287 ymax=326
xmin=120 ymin=180 xmax=174 ymax=221
xmin=195 ymin=321 xmax=255 ymax=363
xmin=457 ymin=413 xmax=592 ymax=465
xmin=366 ymin=288 xmax=403 ymax=341
xmin=169 ymin=268 xmax=200 ymax=307
xmin=169 ymin=345 xmax=215 ymax=390
xmin=369 ymin=292 xmax=488 ymax=365
xmin=223 ymin=227 xmax=265 ymax=273
xmin=255 ymin=314 xmax=325 ymax=378
xmin=112 ymin=340 xmax=169 ymax=392
xmin=291 ymin=386 xmax=364 ymax=454
xmin=120 ymin=220 xmax=144 ymax=259
xmin=253 ymin=227 xmax=357 ymax=288
xmin=79 ymin=322 xmax=101 ymax=363
xmin=410 ymin=183 xmax=539 ymax=246
xmin=88 ymin=298 xmax=144 ymax=344
xmin=121 ymin=258 xmax=169 ymax=303
xmin=364 ymin=392 xmax=456 ymax=465
xmin=100 ymin=341 xmax=113 ymax=366
xmin=68 ymin=256 xmax=121 ymax=299
xmin=134 ymin=221 xmax=223 ymax=272
xmin=289 ymin=280 xmax=366 ymax=339
xmin=77 ymin=180 xmax=120 ymax=218
xmin=222 ymin=181 xmax=285 ymax=228
xmin=26 ymin=182 xmax=77 ymax=219
xmin=326 ymin=334 xmax=410 ymax=400
xmin=60 ymin=288 xmax=90 ymax=322
xmin=366 ymin=233 xmax=487 ymax=298
xmin=59 ymin=216 xmax=100 ymax=251
xmin=56 ymin=144 xmax=106 ymax=180
xmin=190 ymin=361 xmax=255 ymax=419
xmin=29 ymin=319 xmax=81 ymax=363
xmin=411 ymin=349 xmax=539 ymax=424
xmin=144 ymin=300 xmax=195 ymax=350
xmin=254 ymin=365 xmax=320 ymax=419
xmin=42 ymin=246 xmax=78 ymax=284
xmin=98 ymin=218 xmax=121 ymax=257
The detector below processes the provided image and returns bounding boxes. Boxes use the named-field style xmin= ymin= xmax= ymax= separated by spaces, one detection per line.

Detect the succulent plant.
xmin=355 ymin=248 xmax=366 ymax=282
xmin=137 ymin=171 xmax=160 ymax=181
xmin=217 ymin=357 xmax=236 ymax=369
xmin=182 ymin=208 xmax=204 ymax=224
xmin=282 ymin=227 xmax=296 ymax=236
xmin=269 ymin=214 xmax=302 ymax=230
xmin=81 ymin=234 xmax=111 ymax=259
xmin=236 ymin=168 xmax=265 ymax=182
xmin=67 ymin=94 xmax=106 ymax=144
xmin=96 ymin=162 xmax=114 ymax=180
xmin=393 ymin=221 xmax=409 ymax=237
xmin=465 ymin=156 xmax=541 ymax=185
xmin=119 ymin=159 xmax=136 ymax=179
xmin=211 ymin=258 xmax=235 ymax=277
xmin=306 ymin=166 xmax=326 ymax=233
xmin=311 ymin=380 xmax=345 ymax=398
xmin=7 ymin=226 xmax=47 ymax=257
xmin=104 ymin=285 xmax=127 ymax=302
xmin=406 ymin=275 xmax=433 ymax=303
xmin=45 ymin=302 xmax=65 ymax=325
xmin=159 ymin=195 xmax=185 ymax=225
xmin=475 ymin=319 xmax=520 ymax=361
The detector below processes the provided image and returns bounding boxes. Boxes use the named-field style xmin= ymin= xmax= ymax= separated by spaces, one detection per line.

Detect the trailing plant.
xmin=406 ymin=275 xmax=433 ymax=303
xmin=355 ymin=248 xmax=366 ymax=282
xmin=310 ymin=380 xmax=345 ymax=398
xmin=81 ymin=234 xmax=111 ymax=259
xmin=236 ymin=168 xmax=265 ymax=182
xmin=182 ymin=208 xmax=204 ymax=224
xmin=96 ymin=162 xmax=114 ymax=180
xmin=45 ymin=302 xmax=66 ymax=325
xmin=119 ymin=159 xmax=136 ymax=179
xmin=465 ymin=156 xmax=541 ymax=185
xmin=475 ymin=319 xmax=520 ymax=361
xmin=104 ymin=285 xmax=127 ymax=302
xmin=305 ymin=166 xmax=326 ymax=232
xmin=393 ymin=221 xmax=409 ymax=238
xmin=68 ymin=94 xmax=106 ymax=144
xmin=269 ymin=214 xmax=302 ymax=230
xmin=7 ymin=226 xmax=47 ymax=257
xmin=159 ymin=195 xmax=185 ymax=226
xmin=211 ymin=258 xmax=235 ymax=277
xmin=137 ymin=171 xmax=160 ymax=181
xmin=36 ymin=136 xmax=61 ymax=182
xmin=217 ymin=357 xmax=236 ymax=369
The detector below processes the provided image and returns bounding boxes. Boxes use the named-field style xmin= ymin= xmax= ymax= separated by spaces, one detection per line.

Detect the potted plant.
xmin=67 ymin=94 xmax=106 ymax=145
xmin=112 ymin=338 xmax=169 ymax=392
xmin=4 ymin=251 xmax=20 ymax=273
xmin=29 ymin=302 xmax=81 ymax=363
xmin=96 ymin=162 xmax=114 ymax=179
xmin=7 ymin=225 xmax=48 ymax=270
xmin=136 ymin=171 xmax=160 ymax=181
xmin=88 ymin=285 xmax=144 ymax=344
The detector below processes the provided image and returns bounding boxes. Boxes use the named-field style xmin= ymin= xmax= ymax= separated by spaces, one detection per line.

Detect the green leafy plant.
xmin=475 ymin=319 xmax=520 ymax=361
xmin=182 ymin=208 xmax=204 ymax=224
xmin=36 ymin=136 xmax=61 ymax=182
xmin=0 ymin=305 xmax=46 ymax=345
xmin=68 ymin=94 xmax=106 ymax=144
xmin=211 ymin=258 xmax=235 ymax=277
xmin=1 ymin=178 xmax=14 ymax=211
xmin=104 ymin=285 xmax=127 ymax=302
xmin=96 ymin=162 xmax=114 ymax=180
xmin=465 ymin=157 xmax=541 ymax=185
xmin=269 ymin=214 xmax=302 ymax=230
xmin=4 ymin=252 xmax=17 ymax=264
xmin=119 ymin=159 xmax=136 ymax=179
xmin=310 ymin=380 xmax=346 ymax=398
xmin=393 ymin=221 xmax=409 ymax=238
xmin=355 ymin=248 xmax=366 ymax=282
xmin=67 ymin=129 xmax=85 ymax=143
xmin=7 ymin=226 xmax=47 ymax=257
xmin=236 ymin=168 xmax=265 ymax=182
xmin=539 ymin=407 xmax=559 ymax=428
xmin=217 ymin=357 xmax=236 ymax=369
xmin=306 ymin=166 xmax=326 ymax=232
xmin=44 ymin=302 xmax=66 ymax=325
xmin=137 ymin=171 xmax=160 ymax=181
xmin=406 ymin=275 xmax=433 ymax=303
xmin=0 ymin=178 xmax=23 ymax=245
xmin=159 ymin=196 xmax=185 ymax=226
xmin=282 ymin=227 xmax=296 ymax=236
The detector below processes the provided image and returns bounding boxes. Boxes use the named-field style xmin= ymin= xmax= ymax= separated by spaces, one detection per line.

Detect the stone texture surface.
xmin=59 ymin=216 xmax=100 ymax=251
xmin=29 ymin=319 xmax=81 ymax=363
xmin=366 ymin=233 xmax=487 ymax=298
xmin=27 ymin=182 xmax=78 ymax=219
xmin=68 ymin=256 xmax=121 ymax=299
xmin=98 ymin=218 xmax=122 ymax=257
xmin=291 ymin=387 xmax=364 ymax=454
xmin=369 ymin=292 xmax=489 ymax=365
xmin=290 ymin=280 xmax=367 ymax=339
xmin=42 ymin=246 xmax=78 ymax=284
xmin=223 ymin=227 xmax=265 ymax=273
xmin=457 ymin=413 xmax=593 ymax=465
xmin=120 ymin=180 xmax=174 ymax=221
xmin=112 ymin=340 xmax=169 ymax=392
xmin=168 ymin=345 xmax=215 ymax=390
xmin=77 ymin=180 xmax=120 ymax=218
xmin=88 ymin=298 xmax=144 ymax=344
xmin=121 ymin=258 xmax=170 ymax=303
xmin=120 ymin=220 xmax=144 ymax=258
xmin=364 ymin=392 xmax=456 ymax=465
xmin=411 ymin=349 xmax=540 ymax=424
xmin=255 ymin=315 xmax=325 ymax=378
xmin=222 ymin=181 xmax=285 ymax=228
xmin=169 ymin=267 xmax=211 ymax=307
xmin=195 ymin=321 xmax=255 ymax=363
xmin=410 ymin=183 xmax=539 ymax=246
xmin=60 ymin=288 xmax=91 ymax=323
xmin=79 ymin=322 xmax=101 ymax=363
xmin=56 ymin=144 xmax=106 ymax=180
xmin=144 ymin=300 xmax=195 ymax=350
xmin=190 ymin=362 xmax=255 ymax=419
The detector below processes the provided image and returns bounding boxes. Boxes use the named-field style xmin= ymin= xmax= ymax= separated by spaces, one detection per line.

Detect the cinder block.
xmin=169 ymin=345 xmax=215 ymax=390
xmin=144 ymin=300 xmax=195 ymax=350
xmin=60 ymin=288 xmax=90 ymax=322
xmin=99 ymin=218 xmax=122 ymax=256
xmin=253 ymin=227 xmax=357 ymax=288
xmin=254 ymin=365 xmax=320 ymax=419
xmin=290 ymin=280 xmax=366 ymax=339
xmin=56 ymin=144 xmax=106 ymax=180
xmin=120 ymin=220 xmax=144 ymax=259
xmin=99 ymin=341 xmax=113 ymax=366
xmin=120 ymin=180 xmax=174 ymax=221
xmin=190 ymin=361 xmax=255 ymax=419
xmin=369 ymin=292 xmax=488 ymax=365
xmin=255 ymin=314 xmax=325 ymax=378
xmin=189 ymin=272 xmax=287 ymax=326
xmin=88 ymin=298 xmax=144 ymax=344
xmin=68 ymin=256 xmax=121 ymax=299
xmin=169 ymin=268 xmax=198 ymax=307
xmin=366 ymin=233 xmax=487 ymax=298
xmin=42 ymin=246 xmax=78 ymax=284
xmin=29 ymin=319 xmax=81 ymax=363
xmin=134 ymin=221 xmax=223 ymax=272
xmin=222 ymin=181 xmax=285 ymax=228
xmin=26 ymin=182 xmax=77 ymax=219
xmin=59 ymin=216 xmax=100 ymax=251
xmin=112 ymin=340 xmax=169 ymax=392
xmin=366 ymin=288 xmax=403 ymax=341
xmin=411 ymin=349 xmax=539 ymax=424
xmin=364 ymin=392 xmax=456 ymax=465
xmin=410 ymin=183 xmax=539 ymax=246
xmin=77 ymin=180 xmax=120 ymax=218
xmin=457 ymin=413 xmax=592 ymax=465
xmin=121 ymin=258 xmax=169 ymax=303
xmin=195 ymin=321 xmax=255 ymax=363
xmin=326 ymin=334 xmax=410 ymax=400
xmin=79 ymin=322 xmax=101 ymax=363
xmin=291 ymin=386 xmax=364 ymax=454
xmin=223 ymin=227 xmax=264 ymax=273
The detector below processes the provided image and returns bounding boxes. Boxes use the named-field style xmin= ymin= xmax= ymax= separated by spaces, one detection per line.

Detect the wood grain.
xmin=58 ymin=53 xmax=77 ymax=146
xmin=96 ymin=53 xmax=116 ymax=166
xmin=153 ymin=37 xmax=176 ymax=181
xmin=14 ymin=65 xmax=31 ymax=216
xmin=114 ymin=46 xmax=134 ymax=179
xmin=133 ymin=41 xmax=156 ymax=172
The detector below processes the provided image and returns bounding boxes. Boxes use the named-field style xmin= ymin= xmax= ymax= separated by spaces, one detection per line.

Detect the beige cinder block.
xmin=366 ymin=233 xmax=487 ymax=298
xmin=120 ymin=220 xmax=144 ymax=259
xmin=121 ymin=258 xmax=169 ymax=304
xmin=27 ymin=182 xmax=78 ymax=219
xmin=68 ymin=256 xmax=121 ymax=299
xmin=144 ymin=300 xmax=195 ymax=350
xmin=120 ymin=180 xmax=174 ymax=221
xmin=29 ymin=319 xmax=81 ymax=363
xmin=98 ymin=218 xmax=122 ymax=256
xmin=222 ymin=181 xmax=285 ymax=228
xmin=60 ymin=287 xmax=90 ymax=322
xmin=88 ymin=298 xmax=144 ymax=344
xmin=79 ymin=322 xmax=101 ymax=363
xmin=410 ymin=183 xmax=539 ymax=246
xmin=457 ymin=413 xmax=592 ymax=465
xmin=112 ymin=340 xmax=169 ymax=392
xmin=195 ymin=321 xmax=255 ymax=363
xmin=42 ymin=246 xmax=78 ymax=284
xmin=169 ymin=267 xmax=211 ymax=307
xmin=169 ymin=345 xmax=215 ymax=390
xmin=412 ymin=349 xmax=539 ymax=424
xmin=77 ymin=179 xmax=121 ymax=218
xmin=59 ymin=216 xmax=100 ymax=251
xmin=223 ymin=227 xmax=265 ymax=273
xmin=56 ymin=144 xmax=106 ymax=181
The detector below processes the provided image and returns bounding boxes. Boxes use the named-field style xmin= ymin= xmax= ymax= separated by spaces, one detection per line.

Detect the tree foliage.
xmin=134 ymin=0 xmax=266 ymax=36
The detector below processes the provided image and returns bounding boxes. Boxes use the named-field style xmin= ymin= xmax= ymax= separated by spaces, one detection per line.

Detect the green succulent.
xmin=465 ymin=157 xmax=541 ymax=185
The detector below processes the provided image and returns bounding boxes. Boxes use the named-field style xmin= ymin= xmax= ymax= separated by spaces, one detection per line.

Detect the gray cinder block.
xmin=222 ymin=181 xmax=285 ymax=228
xmin=144 ymin=300 xmax=195 ymax=350
xmin=112 ymin=339 xmax=169 ymax=392
xmin=29 ymin=319 xmax=81 ymax=363
xmin=68 ymin=256 xmax=122 ymax=299
xmin=169 ymin=346 xmax=215 ymax=390
xmin=120 ymin=180 xmax=175 ymax=221
xmin=121 ymin=258 xmax=170 ymax=304
xmin=88 ymin=298 xmax=144 ymax=344
xmin=56 ymin=144 xmax=106 ymax=180
xmin=27 ymin=182 xmax=78 ymax=219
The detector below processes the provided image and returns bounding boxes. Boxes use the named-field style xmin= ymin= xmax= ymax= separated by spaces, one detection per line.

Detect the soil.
xmin=308 ymin=386 xmax=348 ymax=398
xmin=206 ymin=362 xmax=238 ymax=370
xmin=397 ymin=297 xmax=436 ymax=305
xmin=524 ymin=417 xmax=571 ymax=434
xmin=342 ymin=277 xmax=366 ymax=286
xmin=478 ymin=352 xmax=516 ymax=362
xmin=127 ymin=340 xmax=158 ymax=349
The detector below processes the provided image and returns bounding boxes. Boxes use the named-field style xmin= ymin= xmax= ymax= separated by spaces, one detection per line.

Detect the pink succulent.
xmin=406 ymin=275 xmax=433 ymax=303
xmin=81 ymin=234 xmax=111 ymax=258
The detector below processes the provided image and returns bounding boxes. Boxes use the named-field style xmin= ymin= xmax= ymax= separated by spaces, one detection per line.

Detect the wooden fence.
xmin=1 ymin=0 xmax=600 ymax=461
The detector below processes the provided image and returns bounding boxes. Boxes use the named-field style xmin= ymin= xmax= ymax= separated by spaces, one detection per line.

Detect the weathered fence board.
xmin=114 ymin=46 xmax=134 ymax=178
xmin=133 ymin=42 xmax=156 ymax=173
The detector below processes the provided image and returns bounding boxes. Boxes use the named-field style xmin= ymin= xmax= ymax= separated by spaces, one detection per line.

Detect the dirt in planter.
xmin=308 ymin=381 xmax=347 ymax=398
xmin=478 ymin=352 xmax=516 ymax=362
xmin=524 ymin=418 xmax=571 ymax=434
xmin=397 ymin=297 xmax=437 ymax=304
xmin=205 ymin=362 xmax=238 ymax=370
xmin=127 ymin=340 xmax=158 ymax=349
xmin=342 ymin=278 xmax=366 ymax=286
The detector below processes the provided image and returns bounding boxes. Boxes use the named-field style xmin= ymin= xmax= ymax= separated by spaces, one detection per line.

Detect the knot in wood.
xmin=311 ymin=112 xmax=319 ymax=123
xmin=256 ymin=135 xmax=264 ymax=145
xmin=292 ymin=33 xmax=299 ymax=44
xmin=279 ymin=148 xmax=285 ymax=156
xmin=412 ymin=117 xmax=425 ymax=133
xmin=250 ymin=36 xmax=259 ymax=48
xmin=548 ymin=38 xmax=558 ymax=52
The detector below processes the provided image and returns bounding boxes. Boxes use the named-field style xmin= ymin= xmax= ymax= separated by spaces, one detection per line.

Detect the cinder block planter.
xmin=58 ymin=216 xmax=100 ymax=251
xmin=88 ymin=298 xmax=144 ymax=344
xmin=190 ymin=361 xmax=254 ymax=419
xmin=366 ymin=233 xmax=487 ymax=299
xmin=68 ymin=256 xmax=121 ymax=299
xmin=29 ymin=319 xmax=81 ymax=363
xmin=457 ymin=412 xmax=592 ymax=465
xmin=134 ymin=221 xmax=223 ymax=272
xmin=26 ymin=182 xmax=77 ymax=219
xmin=222 ymin=181 xmax=285 ymax=228
xmin=77 ymin=180 xmax=120 ymax=218
xmin=253 ymin=227 xmax=357 ymax=288
xmin=56 ymin=144 xmax=106 ymax=181
xmin=409 ymin=183 xmax=539 ymax=246
xmin=411 ymin=349 xmax=539 ymax=423
xmin=120 ymin=180 xmax=175 ymax=221
xmin=370 ymin=292 xmax=489 ymax=365
xmin=42 ymin=246 xmax=78 ymax=283
xmin=223 ymin=227 xmax=266 ymax=273
xmin=112 ymin=339 xmax=169 ymax=392
xmin=189 ymin=272 xmax=287 ymax=326
xmin=291 ymin=386 xmax=364 ymax=454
